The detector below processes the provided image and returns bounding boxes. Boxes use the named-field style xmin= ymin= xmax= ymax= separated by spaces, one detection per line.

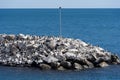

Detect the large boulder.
xmin=73 ymin=63 xmax=83 ymax=70
xmin=57 ymin=66 xmax=66 ymax=70
xmin=84 ymin=59 xmax=94 ymax=68
xmin=97 ymin=62 xmax=109 ymax=67
xmin=18 ymin=34 xmax=28 ymax=40
xmin=61 ymin=61 xmax=72 ymax=69
xmin=111 ymin=55 xmax=120 ymax=64
xmin=65 ymin=52 xmax=76 ymax=60
xmin=39 ymin=63 xmax=51 ymax=70
xmin=50 ymin=62 xmax=60 ymax=69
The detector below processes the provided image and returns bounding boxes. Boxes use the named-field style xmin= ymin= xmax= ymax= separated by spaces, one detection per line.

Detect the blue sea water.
xmin=0 ymin=9 xmax=120 ymax=80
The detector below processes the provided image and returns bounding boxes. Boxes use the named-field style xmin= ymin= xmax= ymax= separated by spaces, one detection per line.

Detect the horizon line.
xmin=0 ymin=7 xmax=120 ymax=9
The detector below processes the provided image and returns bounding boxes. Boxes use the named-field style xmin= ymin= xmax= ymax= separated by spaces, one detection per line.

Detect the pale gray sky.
xmin=0 ymin=0 xmax=120 ymax=8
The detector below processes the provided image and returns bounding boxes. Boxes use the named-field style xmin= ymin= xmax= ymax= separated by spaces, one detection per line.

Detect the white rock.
xmin=81 ymin=41 xmax=88 ymax=46
xmin=16 ymin=54 xmax=21 ymax=58
xmin=19 ymin=34 xmax=27 ymax=39
xmin=98 ymin=47 xmax=104 ymax=51
xmin=15 ymin=58 xmax=19 ymax=63
xmin=43 ymin=56 xmax=58 ymax=63
xmin=65 ymin=52 xmax=76 ymax=59
xmin=37 ymin=59 xmax=43 ymax=63
xmin=33 ymin=44 xmax=39 ymax=48
xmin=94 ymin=47 xmax=105 ymax=55
xmin=68 ymin=49 xmax=78 ymax=52
xmin=34 ymin=52 xmax=39 ymax=56
xmin=27 ymin=60 xmax=33 ymax=64
xmin=47 ymin=40 xmax=56 ymax=49
xmin=98 ymin=62 xmax=109 ymax=67
xmin=29 ymin=41 xmax=35 ymax=45
xmin=4 ymin=43 xmax=8 ymax=47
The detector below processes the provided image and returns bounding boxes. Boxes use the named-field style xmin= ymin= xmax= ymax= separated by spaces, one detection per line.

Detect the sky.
xmin=0 ymin=0 xmax=120 ymax=8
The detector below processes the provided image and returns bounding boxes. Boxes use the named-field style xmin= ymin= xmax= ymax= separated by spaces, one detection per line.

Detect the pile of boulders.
xmin=0 ymin=34 xmax=119 ymax=70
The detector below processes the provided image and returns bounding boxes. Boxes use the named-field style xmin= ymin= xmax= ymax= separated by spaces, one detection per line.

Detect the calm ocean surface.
xmin=0 ymin=9 xmax=120 ymax=80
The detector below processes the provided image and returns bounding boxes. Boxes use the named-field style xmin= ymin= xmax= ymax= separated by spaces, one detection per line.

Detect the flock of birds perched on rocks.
xmin=0 ymin=34 xmax=119 ymax=70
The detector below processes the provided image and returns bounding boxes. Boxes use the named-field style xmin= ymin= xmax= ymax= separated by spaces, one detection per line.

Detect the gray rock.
xmin=57 ymin=66 xmax=66 ymax=70
xmin=95 ymin=57 xmax=107 ymax=64
xmin=8 ymin=35 xmax=15 ymax=40
xmin=111 ymin=54 xmax=120 ymax=63
xmin=43 ymin=56 xmax=58 ymax=63
xmin=4 ymin=47 xmax=10 ymax=53
xmin=51 ymin=62 xmax=60 ymax=69
xmin=83 ymin=65 xmax=89 ymax=69
xmin=73 ymin=63 xmax=83 ymax=70
xmin=84 ymin=59 xmax=94 ymax=68
xmin=0 ymin=36 xmax=4 ymax=42
xmin=61 ymin=61 xmax=72 ymax=69
xmin=97 ymin=62 xmax=109 ymax=67
xmin=65 ymin=52 xmax=76 ymax=60
xmin=55 ymin=52 xmax=66 ymax=61
xmin=10 ymin=45 xmax=19 ymax=54
xmin=39 ymin=64 xmax=51 ymax=70
xmin=45 ymin=39 xmax=56 ymax=50
xmin=17 ymin=41 xmax=26 ymax=50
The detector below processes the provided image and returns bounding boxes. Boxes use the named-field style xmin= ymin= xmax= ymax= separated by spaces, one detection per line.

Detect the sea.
xmin=0 ymin=8 xmax=120 ymax=80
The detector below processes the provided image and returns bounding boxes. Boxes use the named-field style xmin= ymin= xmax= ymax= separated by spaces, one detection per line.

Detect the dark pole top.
xmin=59 ymin=7 xmax=61 ymax=9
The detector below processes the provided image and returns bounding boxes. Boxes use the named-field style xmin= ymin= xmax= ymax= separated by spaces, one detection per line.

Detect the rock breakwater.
xmin=0 ymin=34 xmax=119 ymax=70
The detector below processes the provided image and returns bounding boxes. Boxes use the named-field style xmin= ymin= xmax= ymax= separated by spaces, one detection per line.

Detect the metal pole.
xmin=59 ymin=7 xmax=62 ymax=37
